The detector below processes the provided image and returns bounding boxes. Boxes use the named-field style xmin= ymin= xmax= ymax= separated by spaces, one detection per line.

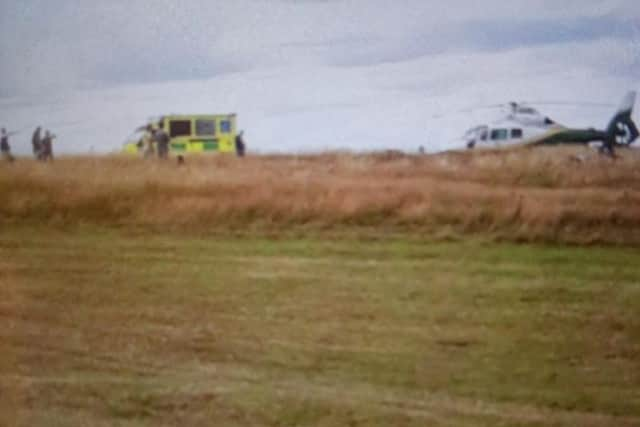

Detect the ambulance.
xmin=123 ymin=114 xmax=238 ymax=155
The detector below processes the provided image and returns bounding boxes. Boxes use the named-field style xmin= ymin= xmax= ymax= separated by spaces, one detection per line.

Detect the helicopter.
xmin=463 ymin=91 xmax=638 ymax=156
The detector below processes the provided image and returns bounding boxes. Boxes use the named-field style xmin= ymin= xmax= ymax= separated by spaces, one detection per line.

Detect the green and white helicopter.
xmin=463 ymin=91 xmax=638 ymax=156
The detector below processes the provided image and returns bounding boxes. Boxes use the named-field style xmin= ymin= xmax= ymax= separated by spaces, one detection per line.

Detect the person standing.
xmin=235 ymin=131 xmax=246 ymax=157
xmin=32 ymin=126 xmax=42 ymax=159
xmin=1 ymin=128 xmax=15 ymax=162
xmin=41 ymin=130 xmax=55 ymax=161
xmin=155 ymin=127 xmax=170 ymax=159
xmin=142 ymin=124 xmax=155 ymax=159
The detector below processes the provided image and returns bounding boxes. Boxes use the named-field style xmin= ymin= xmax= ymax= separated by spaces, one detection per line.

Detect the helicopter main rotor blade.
xmin=519 ymin=101 xmax=615 ymax=108
xmin=430 ymin=104 xmax=506 ymax=119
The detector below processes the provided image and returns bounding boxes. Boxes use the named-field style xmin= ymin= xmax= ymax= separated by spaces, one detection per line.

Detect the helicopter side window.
xmin=511 ymin=129 xmax=523 ymax=139
xmin=490 ymin=129 xmax=508 ymax=140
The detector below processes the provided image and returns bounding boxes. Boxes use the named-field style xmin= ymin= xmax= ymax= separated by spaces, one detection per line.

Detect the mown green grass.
xmin=1 ymin=227 xmax=639 ymax=426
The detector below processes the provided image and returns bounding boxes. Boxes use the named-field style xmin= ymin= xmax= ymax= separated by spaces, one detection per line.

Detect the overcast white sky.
xmin=0 ymin=0 xmax=639 ymax=153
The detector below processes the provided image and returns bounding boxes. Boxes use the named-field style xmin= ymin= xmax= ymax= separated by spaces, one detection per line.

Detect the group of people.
xmin=138 ymin=125 xmax=247 ymax=159
xmin=0 ymin=126 xmax=56 ymax=163
xmin=31 ymin=126 xmax=55 ymax=161
xmin=139 ymin=125 xmax=171 ymax=159
xmin=2 ymin=123 xmax=247 ymax=163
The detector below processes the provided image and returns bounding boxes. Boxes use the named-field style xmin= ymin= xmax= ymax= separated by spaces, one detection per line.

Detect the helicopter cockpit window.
xmin=169 ymin=120 xmax=192 ymax=138
xmin=490 ymin=129 xmax=508 ymax=140
xmin=480 ymin=130 xmax=488 ymax=140
xmin=511 ymin=129 xmax=523 ymax=138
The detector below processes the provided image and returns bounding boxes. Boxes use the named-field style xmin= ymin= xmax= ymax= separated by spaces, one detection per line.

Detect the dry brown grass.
xmin=1 ymin=147 xmax=640 ymax=243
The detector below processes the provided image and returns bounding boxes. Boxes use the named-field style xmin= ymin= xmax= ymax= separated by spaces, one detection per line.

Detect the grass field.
xmin=1 ymin=149 xmax=640 ymax=243
xmin=1 ymin=226 xmax=639 ymax=426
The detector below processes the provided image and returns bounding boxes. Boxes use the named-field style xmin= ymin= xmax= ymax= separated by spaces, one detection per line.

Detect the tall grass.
xmin=1 ymin=148 xmax=640 ymax=243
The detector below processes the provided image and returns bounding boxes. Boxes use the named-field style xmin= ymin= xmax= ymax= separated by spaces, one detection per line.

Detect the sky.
xmin=0 ymin=0 xmax=639 ymax=154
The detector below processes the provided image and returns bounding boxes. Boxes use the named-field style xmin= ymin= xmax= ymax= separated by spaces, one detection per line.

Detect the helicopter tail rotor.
xmin=605 ymin=91 xmax=639 ymax=148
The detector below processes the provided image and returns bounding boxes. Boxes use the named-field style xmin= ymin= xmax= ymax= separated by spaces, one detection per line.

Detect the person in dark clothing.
xmin=1 ymin=128 xmax=15 ymax=162
xmin=235 ymin=131 xmax=246 ymax=157
xmin=32 ymin=126 xmax=42 ymax=159
xmin=41 ymin=130 xmax=55 ymax=161
xmin=155 ymin=127 xmax=170 ymax=159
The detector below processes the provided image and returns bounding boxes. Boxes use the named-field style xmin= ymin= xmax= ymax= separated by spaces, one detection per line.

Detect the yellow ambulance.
xmin=123 ymin=114 xmax=238 ymax=155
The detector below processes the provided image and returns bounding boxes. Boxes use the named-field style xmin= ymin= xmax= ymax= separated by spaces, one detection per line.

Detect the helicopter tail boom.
xmin=605 ymin=91 xmax=639 ymax=146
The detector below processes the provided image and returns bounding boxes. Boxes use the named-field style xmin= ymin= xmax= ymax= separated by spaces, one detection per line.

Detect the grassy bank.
xmin=1 ymin=227 xmax=639 ymax=426
xmin=1 ymin=150 xmax=640 ymax=244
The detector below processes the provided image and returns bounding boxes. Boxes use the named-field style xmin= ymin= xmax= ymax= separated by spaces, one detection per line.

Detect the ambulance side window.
xmin=169 ymin=120 xmax=191 ymax=138
xmin=195 ymin=119 xmax=216 ymax=136
xmin=220 ymin=120 xmax=232 ymax=134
